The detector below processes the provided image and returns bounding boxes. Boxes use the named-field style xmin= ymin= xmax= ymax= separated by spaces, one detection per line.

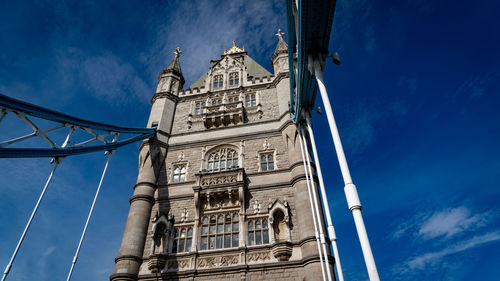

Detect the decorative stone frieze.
xmin=197 ymin=254 xmax=239 ymax=269
xmin=247 ymin=251 xmax=271 ymax=263
xmin=165 ymin=258 xmax=191 ymax=271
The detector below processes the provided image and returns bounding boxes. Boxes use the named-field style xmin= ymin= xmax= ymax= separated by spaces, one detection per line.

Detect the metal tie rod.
xmin=2 ymin=128 xmax=74 ymax=281
xmin=313 ymin=58 xmax=380 ymax=281
xmin=2 ymin=159 xmax=60 ymax=281
xmin=297 ymin=124 xmax=328 ymax=281
xmin=66 ymin=150 xmax=114 ymax=281
xmin=305 ymin=112 xmax=345 ymax=281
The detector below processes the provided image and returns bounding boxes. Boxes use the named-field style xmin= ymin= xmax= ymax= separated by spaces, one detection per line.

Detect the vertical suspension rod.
xmin=2 ymin=159 xmax=60 ymax=281
xmin=66 ymin=150 xmax=114 ymax=281
xmin=2 ymin=126 xmax=74 ymax=281
xmin=297 ymin=124 xmax=327 ymax=281
xmin=299 ymin=126 xmax=334 ymax=281
xmin=313 ymin=58 xmax=380 ymax=281
xmin=305 ymin=113 xmax=345 ymax=281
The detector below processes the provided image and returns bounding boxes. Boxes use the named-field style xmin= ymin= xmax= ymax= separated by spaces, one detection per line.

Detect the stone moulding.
xmin=271 ymin=241 xmax=293 ymax=261
xmin=147 ymin=254 xmax=167 ymax=273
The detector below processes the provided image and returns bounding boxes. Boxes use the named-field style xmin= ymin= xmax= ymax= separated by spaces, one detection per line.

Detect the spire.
xmin=272 ymin=29 xmax=288 ymax=60
xmin=161 ymin=47 xmax=183 ymax=79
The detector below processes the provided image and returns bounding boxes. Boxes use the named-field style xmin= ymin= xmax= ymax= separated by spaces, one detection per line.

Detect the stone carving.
xmin=201 ymin=174 xmax=237 ymax=186
xmin=197 ymin=255 xmax=239 ymax=269
xmin=247 ymin=251 xmax=271 ymax=262
xmin=253 ymin=200 xmax=261 ymax=214
xmin=201 ymin=192 xmax=239 ymax=210
xmin=263 ymin=139 xmax=270 ymax=150
xmin=178 ymin=151 xmax=184 ymax=161
xmin=148 ymin=254 xmax=167 ymax=273
xmin=180 ymin=208 xmax=189 ymax=222
xmin=166 ymin=258 xmax=190 ymax=270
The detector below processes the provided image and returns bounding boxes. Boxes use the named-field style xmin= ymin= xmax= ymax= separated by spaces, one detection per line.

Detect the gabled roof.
xmin=188 ymin=54 xmax=272 ymax=90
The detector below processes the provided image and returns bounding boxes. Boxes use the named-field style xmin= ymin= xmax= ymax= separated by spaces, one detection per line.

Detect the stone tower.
xmin=111 ymin=31 xmax=331 ymax=281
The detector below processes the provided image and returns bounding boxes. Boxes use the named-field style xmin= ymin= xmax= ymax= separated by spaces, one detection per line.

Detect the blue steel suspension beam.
xmin=0 ymin=93 xmax=156 ymax=158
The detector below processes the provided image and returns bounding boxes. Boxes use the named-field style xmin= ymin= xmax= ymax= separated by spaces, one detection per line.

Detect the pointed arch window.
xmin=245 ymin=94 xmax=256 ymax=107
xmin=207 ymin=148 xmax=239 ymax=173
xmin=213 ymin=75 xmax=223 ymax=89
xmin=260 ymin=153 xmax=275 ymax=171
xmin=173 ymin=165 xmax=187 ymax=182
xmin=172 ymin=227 xmax=193 ymax=253
xmin=229 ymin=72 xmax=239 ymax=86
xmin=200 ymin=212 xmax=239 ymax=250
xmin=248 ymin=218 xmax=269 ymax=245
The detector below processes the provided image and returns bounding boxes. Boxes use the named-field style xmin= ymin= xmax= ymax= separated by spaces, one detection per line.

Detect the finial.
xmin=173 ymin=47 xmax=182 ymax=58
xmin=275 ymin=29 xmax=285 ymax=40
xmin=225 ymin=40 xmax=245 ymax=55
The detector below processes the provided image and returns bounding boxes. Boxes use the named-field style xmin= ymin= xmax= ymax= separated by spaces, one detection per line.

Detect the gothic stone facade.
xmin=111 ymin=36 xmax=331 ymax=281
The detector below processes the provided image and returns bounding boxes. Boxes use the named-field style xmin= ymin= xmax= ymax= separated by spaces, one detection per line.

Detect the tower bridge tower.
xmin=111 ymin=33 xmax=331 ymax=281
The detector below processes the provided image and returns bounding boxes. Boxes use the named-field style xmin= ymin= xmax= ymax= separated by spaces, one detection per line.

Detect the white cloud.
xmin=391 ymin=206 xmax=491 ymax=241
xmin=418 ymin=206 xmax=489 ymax=240
xmin=407 ymin=230 xmax=500 ymax=270
xmin=390 ymin=205 xmax=499 ymax=279
xmin=146 ymin=0 xmax=285 ymax=87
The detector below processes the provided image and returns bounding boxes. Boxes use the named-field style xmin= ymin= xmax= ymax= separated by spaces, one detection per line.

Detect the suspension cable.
xmin=2 ymin=158 xmax=61 ymax=281
xmin=305 ymin=112 xmax=345 ymax=281
xmin=66 ymin=150 xmax=114 ymax=281
xmin=297 ymin=124 xmax=327 ymax=281
xmin=299 ymin=125 xmax=334 ymax=281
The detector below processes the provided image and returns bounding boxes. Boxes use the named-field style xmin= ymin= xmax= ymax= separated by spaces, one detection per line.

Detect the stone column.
xmin=111 ymin=144 xmax=164 ymax=281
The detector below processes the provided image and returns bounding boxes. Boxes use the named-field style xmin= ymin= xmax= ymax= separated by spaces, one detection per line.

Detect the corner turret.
xmin=147 ymin=48 xmax=184 ymax=143
xmin=271 ymin=29 xmax=289 ymax=74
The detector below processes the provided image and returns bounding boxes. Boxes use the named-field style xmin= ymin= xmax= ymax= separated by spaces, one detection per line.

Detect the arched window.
xmin=207 ymin=147 xmax=239 ymax=172
xmin=195 ymin=103 xmax=201 ymax=115
xmin=245 ymin=94 xmax=256 ymax=107
xmin=200 ymin=212 xmax=239 ymax=250
xmin=248 ymin=218 xmax=269 ymax=246
xmin=172 ymin=227 xmax=193 ymax=253
xmin=173 ymin=165 xmax=187 ymax=182
xmin=229 ymin=72 xmax=239 ymax=86
xmin=213 ymin=75 xmax=223 ymax=89
xmin=260 ymin=153 xmax=275 ymax=171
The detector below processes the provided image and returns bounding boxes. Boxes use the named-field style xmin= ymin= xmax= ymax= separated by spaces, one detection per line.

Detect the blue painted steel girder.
xmin=287 ymin=0 xmax=336 ymax=123
xmin=0 ymin=93 xmax=156 ymax=158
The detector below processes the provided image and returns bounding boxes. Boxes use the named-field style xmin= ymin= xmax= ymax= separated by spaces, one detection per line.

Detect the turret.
xmin=271 ymin=29 xmax=290 ymax=116
xmin=271 ymin=29 xmax=289 ymax=74
xmin=147 ymin=48 xmax=185 ymax=143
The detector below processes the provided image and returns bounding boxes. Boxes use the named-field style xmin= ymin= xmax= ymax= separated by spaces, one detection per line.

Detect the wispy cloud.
xmin=406 ymin=231 xmax=500 ymax=270
xmin=146 ymin=0 xmax=285 ymax=87
xmin=390 ymin=205 xmax=500 ymax=278
xmin=418 ymin=206 xmax=489 ymax=240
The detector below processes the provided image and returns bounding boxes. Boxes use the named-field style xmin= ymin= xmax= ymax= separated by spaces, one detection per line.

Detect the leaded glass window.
xmin=248 ymin=218 xmax=269 ymax=246
xmin=260 ymin=153 xmax=275 ymax=171
xmin=173 ymin=165 xmax=187 ymax=182
xmin=229 ymin=72 xmax=239 ymax=86
xmin=207 ymin=148 xmax=239 ymax=172
xmin=213 ymin=75 xmax=223 ymax=89
xmin=245 ymin=94 xmax=256 ymax=107
xmin=200 ymin=212 xmax=239 ymax=250
xmin=172 ymin=227 xmax=193 ymax=253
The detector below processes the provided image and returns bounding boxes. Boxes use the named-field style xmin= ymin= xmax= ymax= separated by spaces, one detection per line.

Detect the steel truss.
xmin=0 ymin=93 xmax=155 ymax=158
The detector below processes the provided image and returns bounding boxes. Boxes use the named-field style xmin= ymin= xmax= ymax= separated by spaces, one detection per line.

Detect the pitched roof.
xmin=188 ymin=54 xmax=272 ymax=89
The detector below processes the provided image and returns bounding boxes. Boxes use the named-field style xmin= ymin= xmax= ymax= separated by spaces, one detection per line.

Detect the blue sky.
xmin=1 ymin=0 xmax=499 ymax=280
